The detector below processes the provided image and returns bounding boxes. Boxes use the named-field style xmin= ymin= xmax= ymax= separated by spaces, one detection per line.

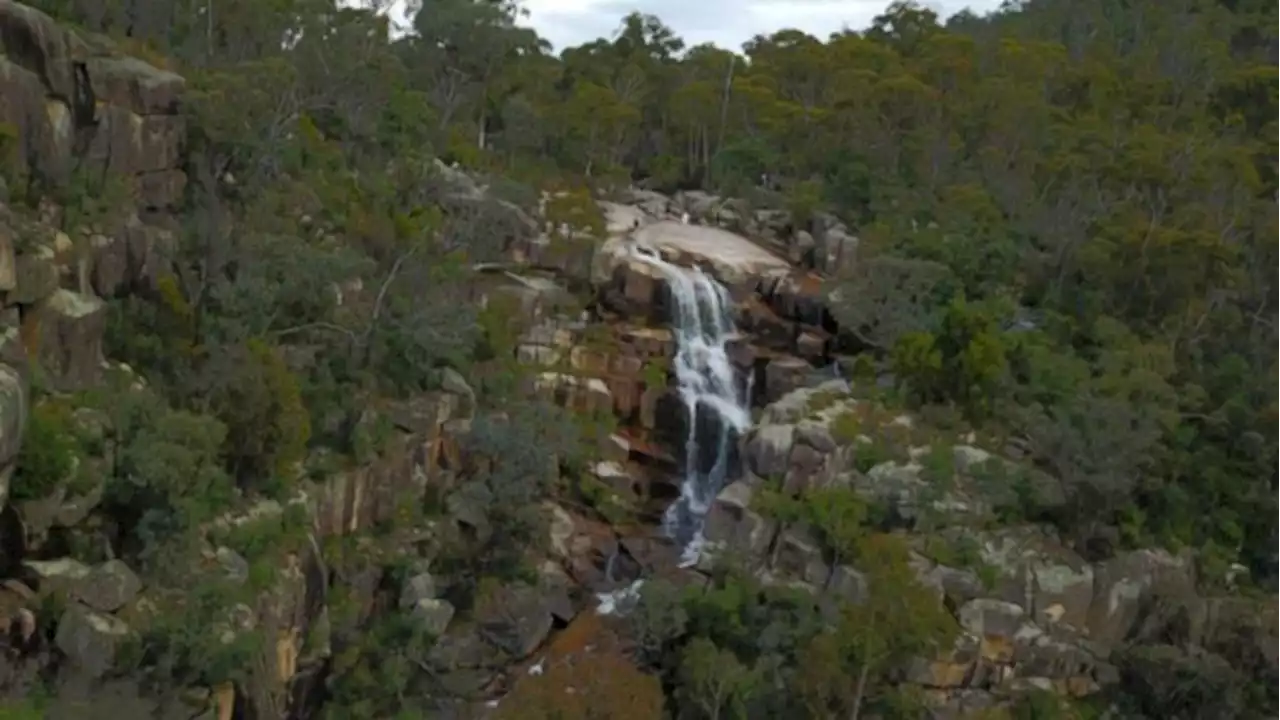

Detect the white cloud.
xmin=363 ymin=0 xmax=1006 ymax=53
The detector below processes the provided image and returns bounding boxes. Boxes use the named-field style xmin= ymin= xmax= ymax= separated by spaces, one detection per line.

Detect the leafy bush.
xmin=11 ymin=400 xmax=79 ymax=501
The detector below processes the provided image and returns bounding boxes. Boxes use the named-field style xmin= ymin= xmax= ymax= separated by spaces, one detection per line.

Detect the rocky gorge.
xmin=0 ymin=2 xmax=1275 ymax=719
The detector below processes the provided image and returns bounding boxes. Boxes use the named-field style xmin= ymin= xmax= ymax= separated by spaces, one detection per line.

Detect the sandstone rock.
xmin=970 ymin=529 xmax=1095 ymax=633
xmin=0 ymin=354 xmax=26 ymax=512
xmin=11 ymin=243 xmax=59 ymax=304
xmin=55 ymin=602 xmax=130 ymax=678
xmin=0 ymin=213 xmax=14 ymax=291
xmin=85 ymin=55 xmax=185 ymax=116
xmin=739 ymin=296 xmax=795 ymax=352
xmin=918 ymin=562 xmax=986 ymax=608
xmin=18 ymin=479 xmax=88 ymax=545
xmin=613 ymin=189 xmax=671 ymax=220
xmin=1087 ymin=548 xmax=1193 ymax=651
xmin=592 ymin=218 xmax=790 ymax=297
xmin=381 ymin=391 xmax=456 ymax=435
xmin=136 ymin=168 xmax=187 ymax=209
xmin=23 ymin=557 xmax=91 ymax=588
xmin=544 ymin=502 xmax=576 ymax=558
xmin=60 ymin=559 xmax=139 ymax=614
xmin=703 ymin=480 xmax=775 ymax=561
xmin=906 ymin=658 xmax=973 ymax=689
xmin=674 ymin=190 xmax=719 ymax=220
xmin=0 ymin=2 xmax=81 ymax=99
xmin=759 ymin=379 xmax=850 ymax=425
xmin=411 ymin=598 xmax=456 ymax=637
xmin=474 ymin=583 xmax=559 ymax=658
xmin=856 ymin=461 xmax=927 ymax=520
xmin=794 ymin=419 xmax=837 ymax=454
xmin=815 ymin=222 xmax=858 ymax=275
xmin=763 ymin=356 xmax=811 ymax=403
xmin=400 ymin=572 xmax=440 ymax=609
xmin=438 ymin=367 xmax=475 ymax=420
xmin=952 ymin=444 xmax=993 ymax=474
xmin=1014 ymin=635 xmax=1099 ymax=685
xmin=566 ymin=518 xmax=627 ymax=591
xmin=35 ymin=289 xmax=106 ymax=391
xmin=398 ymin=570 xmax=455 ymax=636
xmin=215 ymin=546 xmax=250 ymax=584
xmin=591 ymin=460 xmax=635 ymax=496
xmin=533 ymin=372 xmax=612 ymax=416
xmin=0 ymin=584 xmax=35 ymax=644
xmin=763 ymin=272 xmax=828 ymax=326
xmin=957 ymin=599 xmax=1024 ymax=638
xmin=517 ymin=343 xmax=560 ymax=366
xmin=791 ymin=229 xmax=815 ymax=264
xmin=784 ymin=442 xmax=829 ymax=495
xmin=600 ymin=433 xmax=630 ymax=464
xmin=619 ymin=534 xmax=683 ymax=574
xmin=616 ymin=259 xmax=663 ymax=317
xmin=771 ymin=526 xmax=829 ymax=586
xmin=824 ymin=564 xmax=868 ymax=605
xmin=621 ymin=326 xmax=674 ymax=358
xmin=1 ymin=5 xmax=187 ymax=216
xmin=49 ymin=475 xmax=104 ymax=529
xmin=89 ymin=214 xmax=173 ymax=297
xmin=743 ymin=423 xmax=793 ymax=479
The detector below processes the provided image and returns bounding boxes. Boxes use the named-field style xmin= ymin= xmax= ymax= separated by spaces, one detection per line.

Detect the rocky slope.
xmin=490 ymin=186 xmax=1279 ymax=715
xmin=0 ymin=3 xmax=1274 ymax=719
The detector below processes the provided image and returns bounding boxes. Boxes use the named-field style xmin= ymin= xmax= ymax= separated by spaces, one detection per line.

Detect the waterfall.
xmin=632 ymin=246 xmax=752 ymax=567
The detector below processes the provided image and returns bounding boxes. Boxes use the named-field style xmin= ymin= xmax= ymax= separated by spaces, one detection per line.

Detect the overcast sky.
xmin=373 ymin=1 xmax=1006 ymax=53
xmin=518 ymin=0 xmax=1003 ymax=51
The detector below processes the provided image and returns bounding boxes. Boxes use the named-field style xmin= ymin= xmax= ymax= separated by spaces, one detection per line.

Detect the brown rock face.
xmin=1 ymin=1 xmax=187 ymax=299
xmin=1 ymin=3 xmax=186 ymax=202
xmin=32 ymin=288 xmax=105 ymax=391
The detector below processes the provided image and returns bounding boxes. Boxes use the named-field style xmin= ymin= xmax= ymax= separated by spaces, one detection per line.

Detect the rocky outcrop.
xmin=0 ymin=0 xmax=188 ymax=513
xmin=698 ymin=382 xmax=1280 ymax=714
xmin=609 ymin=187 xmax=860 ymax=277
xmin=0 ymin=0 xmax=186 ymax=211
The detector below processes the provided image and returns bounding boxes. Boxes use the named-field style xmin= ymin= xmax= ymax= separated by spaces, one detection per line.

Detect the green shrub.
xmin=12 ymin=401 xmax=79 ymax=501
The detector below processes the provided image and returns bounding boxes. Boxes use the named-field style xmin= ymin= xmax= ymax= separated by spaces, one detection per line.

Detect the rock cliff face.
xmin=0 ymin=0 xmax=185 ymax=509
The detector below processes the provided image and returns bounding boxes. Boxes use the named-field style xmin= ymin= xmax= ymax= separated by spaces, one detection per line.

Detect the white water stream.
xmin=632 ymin=245 xmax=752 ymax=567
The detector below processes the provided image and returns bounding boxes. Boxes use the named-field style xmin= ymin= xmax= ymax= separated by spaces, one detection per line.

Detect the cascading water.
xmin=632 ymin=245 xmax=752 ymax=567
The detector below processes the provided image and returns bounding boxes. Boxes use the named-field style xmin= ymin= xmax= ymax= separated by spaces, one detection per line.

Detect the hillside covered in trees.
xmin=0 ymin=0 xmax=1275 ymax=718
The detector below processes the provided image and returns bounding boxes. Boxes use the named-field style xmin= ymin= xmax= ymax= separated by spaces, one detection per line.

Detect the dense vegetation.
xmin=4 ymin=0 xmax=1277 ymax=717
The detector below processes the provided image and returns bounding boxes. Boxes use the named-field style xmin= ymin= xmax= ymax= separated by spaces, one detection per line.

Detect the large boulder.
xmin=0 ymin=339 xmax=25 ymax=512
xmin=34 ymin=289 xmax=107 ymax=391
xmin=1086 ymin=548 xmax=1194 ymax=652
xmin=54 ymin=602 xmax=131 ymax=678
xmin=702 ymin=479 xmax=776 ymax=564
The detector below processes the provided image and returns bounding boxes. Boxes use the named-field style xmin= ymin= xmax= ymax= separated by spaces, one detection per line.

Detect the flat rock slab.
xmin=592 ymin=219 xmax=791 ymax=295
xmin=634 ymin=221 xmax=790 ymax=282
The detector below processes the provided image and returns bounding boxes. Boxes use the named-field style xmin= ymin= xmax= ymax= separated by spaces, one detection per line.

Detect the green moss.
xmin=641 ymin=359 xmax=668 ymax=389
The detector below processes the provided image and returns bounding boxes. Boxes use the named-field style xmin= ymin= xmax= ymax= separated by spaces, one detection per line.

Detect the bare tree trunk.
xmin=711 ymin=54 xmax=736 ymax=186
xmin=849 ymin=663 xmax=870 ymax=720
